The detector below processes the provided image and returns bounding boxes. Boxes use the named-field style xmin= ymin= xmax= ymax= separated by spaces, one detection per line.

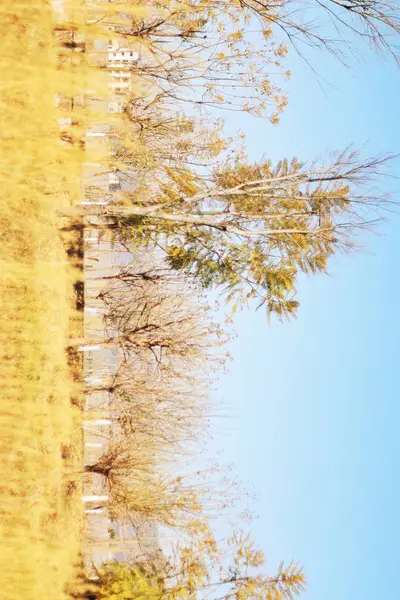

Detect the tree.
xmin=84 ymin=353 xmax=216 ymax=464
xmin=111 ymin=111 xmax=232 ymax=185
xmin=69 ymin=264 xmax=229 ymax=362
xmin=95 ymin=360 xmax=214 ymax=449
xmin=82 ymin=0 xmax=400 ymax=129
xmin=256 ymin=0 xmax=400 ymax=65
xmin=85 ymin=437 xmax=155 ymax=481
xmin=92 ymin=531 xmax=305 ymax=600
xmin=162 ymin=532 xmax=305 ymax=600
xmin=85 ymin=458 xmax=240 ymax=534
xmin=65 ymin=148 xmax=395 ymax=320
xmin=85 ymin=0 xmax=289 ymax=121
xmin=77 ymin=562 xmax=164 ymax=600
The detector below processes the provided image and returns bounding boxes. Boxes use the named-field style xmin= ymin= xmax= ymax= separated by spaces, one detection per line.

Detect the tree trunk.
xmin=84 ymin=507 xmax=105 ymax=515
xmin=82 ymin=494 xmax=109 ymax=503
xmin=68 ymin=336 xmax=161 ymax=350
xmin=84 ymin=385 xmax=114 ymax=394
xmin=68 ymin=337 xmax=113 ymax=348
xmin=59 ymin=203 xmax=166 ymax=219
xmin=60 ymin=222 xmax=119 ymax=232
xmin=85 ymin=464 xmax=111 ymax=477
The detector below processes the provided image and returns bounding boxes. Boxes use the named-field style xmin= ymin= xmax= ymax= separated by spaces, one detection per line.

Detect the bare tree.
xmin=265 ymin=0 xmax=400 ymax=64
xmin=85 ymin=445 xmax=244 ymax=535
xmin=84 ymin=353 xmax=215 ymax=458
xmin=70 ymin=267 xmax=229 ymax=363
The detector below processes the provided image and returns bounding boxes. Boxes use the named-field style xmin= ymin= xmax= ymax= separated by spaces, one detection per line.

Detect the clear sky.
xmin=211 ymin=35 xmax=400 ymax=600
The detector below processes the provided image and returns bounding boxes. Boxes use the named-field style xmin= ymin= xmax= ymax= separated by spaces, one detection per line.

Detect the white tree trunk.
xmin=85 ymin=376 xmax=103 ymax=384
xmin=85 ymin=131 xmax=107 ymax=137
xmin=78 ymin=344 xmax=102 ymax=352
xmin=84 ymin=307 xmax=99 ymax=314
xmin=93 ymin=419 xmax=112 ymax=426
xmin=84 ymin=419 xmax=112 ymax=426
xmin=82 ymin=494 xmax=109 ymax=503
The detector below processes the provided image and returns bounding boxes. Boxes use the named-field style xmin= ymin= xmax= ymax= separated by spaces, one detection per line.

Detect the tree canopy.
xmin=92 ymin=531 xmax=305 ymax=600
xmin=74 ymin=148 xmax=394 ymax=319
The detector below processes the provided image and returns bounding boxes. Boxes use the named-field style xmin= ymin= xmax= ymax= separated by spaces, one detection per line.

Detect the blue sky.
xmin=211 ymin=36 xmax=400 ymax=600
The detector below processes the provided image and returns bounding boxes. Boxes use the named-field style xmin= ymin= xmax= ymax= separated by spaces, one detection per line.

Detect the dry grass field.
xmin=0 ymin=2 xmax=86 ymax=598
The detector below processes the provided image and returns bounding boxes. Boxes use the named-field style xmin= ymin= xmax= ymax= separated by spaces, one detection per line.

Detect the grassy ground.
xmin=0 ymin=2 xmax=85 ymax=598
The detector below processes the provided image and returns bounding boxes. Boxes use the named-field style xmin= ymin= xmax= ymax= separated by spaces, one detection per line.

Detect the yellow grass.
xmin=0 ymin=2 xmax=85 ymax=598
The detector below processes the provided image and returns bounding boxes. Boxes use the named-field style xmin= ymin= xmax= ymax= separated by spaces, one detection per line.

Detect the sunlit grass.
xmin=0 ymin=2 xmax=85 ymax=598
